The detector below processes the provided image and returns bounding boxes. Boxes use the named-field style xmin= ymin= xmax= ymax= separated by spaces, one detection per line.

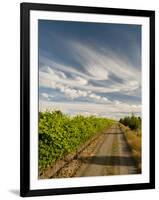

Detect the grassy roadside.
xmin=119 ymin=123 xmax=142 ymax=173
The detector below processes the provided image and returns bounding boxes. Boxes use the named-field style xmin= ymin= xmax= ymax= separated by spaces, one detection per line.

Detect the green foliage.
xmin=39 ymin=111 xmax=114 ymax=171
xmin=119 ymin=114 xmax=141 ymax=130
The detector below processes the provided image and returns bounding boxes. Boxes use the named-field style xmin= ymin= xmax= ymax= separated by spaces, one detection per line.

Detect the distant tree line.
xmin=119 ymin=114 xmax=141 ymax=130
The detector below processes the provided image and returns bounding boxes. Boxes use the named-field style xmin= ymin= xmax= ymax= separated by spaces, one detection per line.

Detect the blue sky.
xmin=38 ymin=20 xmax=141 ymax=119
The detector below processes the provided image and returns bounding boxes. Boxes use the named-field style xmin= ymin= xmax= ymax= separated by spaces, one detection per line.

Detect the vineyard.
xmin=39 ymin=111 xmax=114 ymax=172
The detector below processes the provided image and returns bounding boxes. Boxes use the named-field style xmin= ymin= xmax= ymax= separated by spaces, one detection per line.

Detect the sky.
xmin=38 ymin=19 xmax=141 ymax=119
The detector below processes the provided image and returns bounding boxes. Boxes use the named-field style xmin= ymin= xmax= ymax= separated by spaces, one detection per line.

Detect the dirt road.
xmin=74 ymin=124 xmax=138 ymax=177
xmin=52 ymin=123 xmax=138 ymax=178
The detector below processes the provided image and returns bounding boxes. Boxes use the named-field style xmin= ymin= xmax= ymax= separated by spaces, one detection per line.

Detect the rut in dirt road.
xmin=75 ymin=124 xmax=138 ymax=177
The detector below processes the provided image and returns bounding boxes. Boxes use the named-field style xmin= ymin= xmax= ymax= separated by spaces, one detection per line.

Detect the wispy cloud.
xmin=39 ymin=101 xmax=141 ymax=119
xmin=38 ymin=21 xmax=141 ymax=118
xmin=39 ymin=66 xmax=109 ymax=103
xmin=39 ymin=41 xmax=141 ymax=97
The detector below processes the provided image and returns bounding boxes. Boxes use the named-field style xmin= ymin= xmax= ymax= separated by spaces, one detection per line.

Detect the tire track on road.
xmin=75 ymin=124 xmax=138 ymax=177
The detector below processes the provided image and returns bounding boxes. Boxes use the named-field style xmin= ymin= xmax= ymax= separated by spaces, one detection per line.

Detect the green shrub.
xmin=39 ymin=111 xmax=114 ymax=171
xmin=119 ymin=114 xmax=141 ymax=130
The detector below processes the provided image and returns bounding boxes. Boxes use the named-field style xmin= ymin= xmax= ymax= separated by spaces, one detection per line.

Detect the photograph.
xmin=20 ymin=3 xmax=155 ymax=196
xmin=38 ymin=20 xmax=142 ymax=179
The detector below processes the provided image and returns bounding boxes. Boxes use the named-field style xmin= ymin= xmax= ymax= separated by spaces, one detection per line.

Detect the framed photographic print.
xmin=20 ymin=2 xmax=155 ymax=197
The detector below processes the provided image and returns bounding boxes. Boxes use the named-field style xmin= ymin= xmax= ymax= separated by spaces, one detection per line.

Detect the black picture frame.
xmin=20 ymin=2 xmax=155 ymax=197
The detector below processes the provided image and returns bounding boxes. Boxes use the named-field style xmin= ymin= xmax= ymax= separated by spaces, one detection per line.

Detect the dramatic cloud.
xmin=38 ymin=20 xmax=141 ymax=119
xmin=39 ymin=66 xmax=109 ymax=103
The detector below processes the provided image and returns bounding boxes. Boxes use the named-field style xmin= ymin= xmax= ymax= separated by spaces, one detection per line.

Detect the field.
xmin=38 ymin=111 xmax=114 ymax=173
